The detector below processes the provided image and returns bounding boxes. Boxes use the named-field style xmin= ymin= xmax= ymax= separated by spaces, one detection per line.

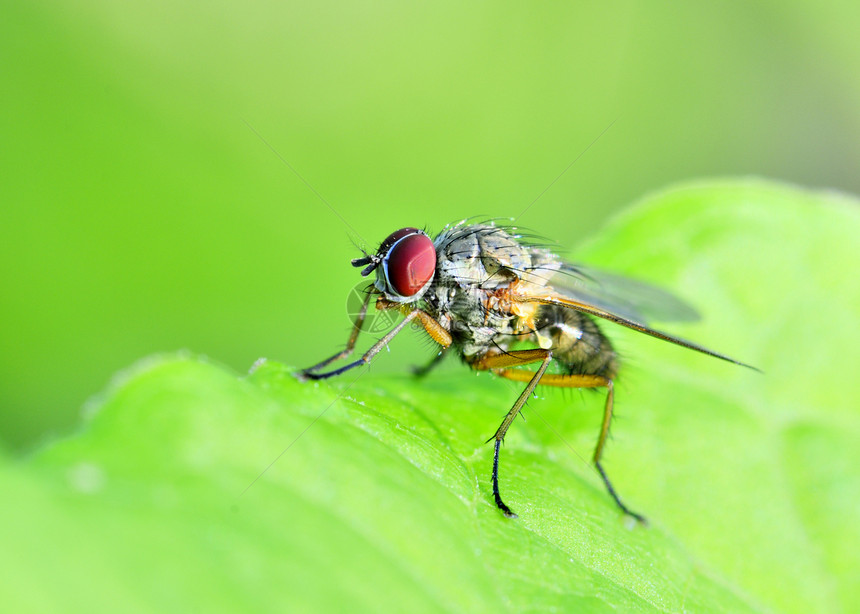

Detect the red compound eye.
xmin=379 ymin=227 xmax=420 ymax=253
xmin=384 ymin=232 xmax=436 ymax=296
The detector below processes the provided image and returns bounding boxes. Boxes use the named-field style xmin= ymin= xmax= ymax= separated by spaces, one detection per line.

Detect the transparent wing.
xmin=509 ymin=258 xmax=756 ymax=370
xmin=545 ymin=262 xmax=701 ymax=325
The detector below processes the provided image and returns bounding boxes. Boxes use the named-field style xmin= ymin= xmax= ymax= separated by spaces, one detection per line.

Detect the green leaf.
xmin=2 ymin=180 xmax=858 ymax=613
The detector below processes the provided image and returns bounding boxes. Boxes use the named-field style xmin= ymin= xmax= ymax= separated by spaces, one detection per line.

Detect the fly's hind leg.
xmin=494 ymin=368 xmax=646 ymax=523
xmin=590 ymin=378 xmax=646 ymax=523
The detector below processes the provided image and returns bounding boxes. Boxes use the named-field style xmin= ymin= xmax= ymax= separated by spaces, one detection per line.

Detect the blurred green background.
xmin=2 ymin=1 xmax=859 ymax=451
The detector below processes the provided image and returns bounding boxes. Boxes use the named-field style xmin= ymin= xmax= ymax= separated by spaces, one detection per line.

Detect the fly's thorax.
xmin=430 ymin=223 xmax=559 ymax=317
xmin=425 ymin=223 xmax=564 ymax=358
xmin=433 ymin=224 xmax=545 ymax=290
xmin=535 ymin=304 xmax=618 ymax=378
xmin=422 ymin=277 xmax=523 ymax=360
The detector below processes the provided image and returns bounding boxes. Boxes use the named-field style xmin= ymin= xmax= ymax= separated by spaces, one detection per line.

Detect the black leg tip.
xmin=494 ymin=494 xmax=518 ymax=519
xmin=628 ymin=511 xmax=648 ymax=526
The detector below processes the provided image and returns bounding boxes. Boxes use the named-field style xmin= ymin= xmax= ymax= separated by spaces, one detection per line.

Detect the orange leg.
xmin=477 ymin=350 xmax=645 ymax=522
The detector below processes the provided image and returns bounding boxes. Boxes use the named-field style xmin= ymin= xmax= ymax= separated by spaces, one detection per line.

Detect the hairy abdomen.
xmin=534 ymin=305 xmax=618 ymax=378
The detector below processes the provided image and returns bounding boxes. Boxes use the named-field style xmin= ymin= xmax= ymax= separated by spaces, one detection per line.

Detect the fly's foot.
xmin=595 ymin=461 xmax=647 ymax=525
xmin=494 ymin=492 xmax=518 ymax=519
xmin=410 ymin=351 xmax=446 ymax=378
xmin=410 ymin=363 xmax=435 ymax=378
xmin=491 ymin=438 xmax=519 ymax=518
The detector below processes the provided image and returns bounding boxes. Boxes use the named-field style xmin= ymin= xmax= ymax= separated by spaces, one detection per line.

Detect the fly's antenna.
xmin=351 ymin=253 xmax=381 ymax=276
xmin=348 ymin=234 xmax=370 ymax=256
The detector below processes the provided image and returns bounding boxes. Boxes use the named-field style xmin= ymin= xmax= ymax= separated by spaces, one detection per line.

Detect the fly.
xmin=299 ymin=221 xmax=756 ymax=521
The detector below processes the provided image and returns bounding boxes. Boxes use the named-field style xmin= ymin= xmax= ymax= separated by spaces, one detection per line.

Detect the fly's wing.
xmin=512 ymin=259 xmax=756 ymax=370
xmin=548 ymin=263 xmax=701 ymax=325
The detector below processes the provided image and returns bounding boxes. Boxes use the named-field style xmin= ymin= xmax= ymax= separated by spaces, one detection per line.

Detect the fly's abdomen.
xmin=534 ymin=305 xmax=618 ymax=378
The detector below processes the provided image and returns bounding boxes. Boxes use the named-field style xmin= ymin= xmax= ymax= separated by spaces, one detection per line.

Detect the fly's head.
xmin=351 ymin=228 xmax=437 ymax=304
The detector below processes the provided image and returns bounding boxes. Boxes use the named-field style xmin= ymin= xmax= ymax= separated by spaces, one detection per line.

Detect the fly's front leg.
xmin=301 ymin=289 xmax=373 ymax=376
xmin=301 ymin=303 xmax=452 ymax=381
xmin=301 ymin=309 xmax=419 ymax=380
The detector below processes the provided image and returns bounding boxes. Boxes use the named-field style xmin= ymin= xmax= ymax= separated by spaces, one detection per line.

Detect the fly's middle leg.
xmin=411 ymin=348 xmax=448 ymax=378
xmin=472 ymin=349 xmax=554 ymax=518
